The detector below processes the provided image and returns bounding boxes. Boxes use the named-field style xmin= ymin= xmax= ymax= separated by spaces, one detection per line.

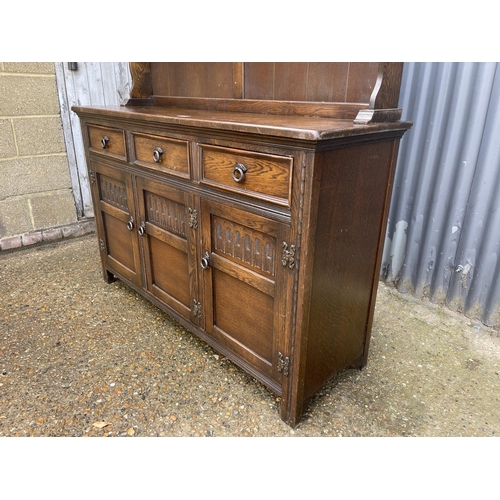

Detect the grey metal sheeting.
xmin=382 ymin=62 xmax=500 ymax=328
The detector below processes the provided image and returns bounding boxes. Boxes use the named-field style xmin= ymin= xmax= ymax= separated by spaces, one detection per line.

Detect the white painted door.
xmin=55 ymin=62 xmax=132 ymax=218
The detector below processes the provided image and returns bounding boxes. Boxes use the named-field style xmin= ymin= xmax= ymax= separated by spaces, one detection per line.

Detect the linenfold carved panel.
xmin=99 ymin=175 xmax=128 ymax=211
xmin=212 ymin=216 xmax=276 ymax=277
xmin=145 ymin=192 xmax=187 ymax=237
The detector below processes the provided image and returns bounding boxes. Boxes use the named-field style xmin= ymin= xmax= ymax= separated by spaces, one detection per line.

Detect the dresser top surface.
xmin=73 ymin=105 xmax=412 ymax=142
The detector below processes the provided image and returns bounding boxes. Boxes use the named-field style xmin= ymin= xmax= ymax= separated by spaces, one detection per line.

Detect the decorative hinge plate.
xmin=282 ymin=242 xmax=296 ymax=269
xmin=277 ymin=351 xmax=290 ymax=377
xmin=89 ymin=170 xmax=97 ymax=185
xmin=99 ymin=238 xmax=106 ymax=253
xmin=188 ymin=208 xmax=198 ymax=229
xmin=193 ymin=299 xmax=202 ymax=319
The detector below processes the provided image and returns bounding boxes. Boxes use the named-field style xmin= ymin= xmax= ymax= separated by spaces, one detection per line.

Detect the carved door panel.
xmin=89 ymin=160 xmax=142 ymax=286
xmin=135 ymin=176 xmax=198 ymax=323
xmin=200 ymin=199 xmax=293 ymax=387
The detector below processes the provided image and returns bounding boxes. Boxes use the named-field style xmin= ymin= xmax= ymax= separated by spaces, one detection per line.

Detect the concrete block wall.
xmin=0 ymin=62 xmax=93 ymax=251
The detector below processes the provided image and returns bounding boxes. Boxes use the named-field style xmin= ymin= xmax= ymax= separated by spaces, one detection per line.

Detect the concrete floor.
xmin=1 ymin=233 xmax=500 ymax=438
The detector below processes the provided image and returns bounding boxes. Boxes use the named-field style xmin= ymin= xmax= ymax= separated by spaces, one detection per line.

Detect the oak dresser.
xmin=73 ymin=62 xmax=411 ymax=427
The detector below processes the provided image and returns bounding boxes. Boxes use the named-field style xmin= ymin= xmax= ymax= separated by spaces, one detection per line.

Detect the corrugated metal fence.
xmin=382 ymin=62 xmax=500 ymax=329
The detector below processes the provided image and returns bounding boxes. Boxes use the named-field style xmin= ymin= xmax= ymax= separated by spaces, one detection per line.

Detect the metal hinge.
xmin=99 ymin=238 xmax=106 ymax=253
xmin=277 ymin=351 xmax=290 ymax=377
xmin=188 ymin=208 xmax=198 ymax=229
xmin=193 ymin=299 xmax=202 ymax=319
xmin=282 ymin=242 xmax=296 ymax=269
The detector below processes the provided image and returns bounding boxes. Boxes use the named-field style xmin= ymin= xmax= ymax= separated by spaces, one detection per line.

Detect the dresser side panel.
xmin=303 ymin=140 xmax=397 ymax=399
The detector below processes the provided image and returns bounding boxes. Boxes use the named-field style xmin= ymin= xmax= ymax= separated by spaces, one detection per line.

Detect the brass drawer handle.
xmin=232 ymin=163 xmax=247 ymax=183
xmin=126 ymin=217 xmax=134 ymax=231
xmin=200 ymin=251 xmax=210 ymax=270
xmin=153 ymin=147 xmax=164 ymax=163
xmin=101 ymin=136 xmax=109 ymax=149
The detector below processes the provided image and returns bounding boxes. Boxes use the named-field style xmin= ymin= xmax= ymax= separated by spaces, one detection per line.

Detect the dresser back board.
xmin=127 ymin=62 xmax=404 ymax=123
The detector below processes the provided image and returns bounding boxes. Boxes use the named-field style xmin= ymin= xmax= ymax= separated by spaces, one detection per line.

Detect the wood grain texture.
xmin=243 ymin=62 xmax=275 ymax=100
xmin=149 ymin=236 xmax=191 ymax=308
xmin=75 ymin=103 xmax=411 ymax=141
xmin=88 ymin=125 xmax=126 ymax=159
xmin=135 ymin=177 xmax=193 ymax=320
xmin=151 ymin=96 xmax=366 ymax=119
xmin=370 ymin=62 xmax=404 ymax=109
xmin=303 ymin=141 xmax=397 ymax=399
xmin=362 ymin=140 xmax=400 ymax=367
xmin=212 ymin=270 xmax=275 ymax=376
xmin=200 ymin=198 xmax=287 ymax=383
xmin=204 ymin=200 xmax=280 ymax=238
xmin=346 ymin=62 xmax=379 ymax=103
xmin=353 ymin=63 xmax=405 ymax=123
xmin=200 ymin=144 xmax=292 ymax=206
xmin=233 ymin=63 xmax=244 ymax=99
xmin=211 ymin=253 xmax=275 ymax=297
xmin=307 ymin=63 xmax=350 ymax=102
xmin=133 ymin=133 xmax=189 ymax=176
xmin=151 ymin=62 xmax=237 ymax=98
xmin=103 ymin=212 xmax=136 ymax=273
xmin=130 ymin=62 xmax=153 ymax=98
xmin=242 ymin=62 xmax=379 ymax=104
xmin=274 ymin=63 xmax=310 ymax=101
xmin=282 ymin=150 xmax=321 ymax=426
xmin=90 ymin=161 xmax=142 ymax=287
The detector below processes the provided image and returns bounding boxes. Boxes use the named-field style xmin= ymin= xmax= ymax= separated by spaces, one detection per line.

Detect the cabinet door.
xmin=89 ymin=161 xmax=142 ymax=286
xmin=200 ymin=200 xmax=293 ymax=388
xmin=135 ymin=177 xmax=197 ymax=323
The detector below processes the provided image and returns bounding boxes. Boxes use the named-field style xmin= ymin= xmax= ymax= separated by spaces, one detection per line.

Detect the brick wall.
xmin=0 ymin=62 xmax=93 ymax=250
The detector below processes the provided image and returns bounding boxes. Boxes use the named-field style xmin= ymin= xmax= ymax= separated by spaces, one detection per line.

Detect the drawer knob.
xmin=232 ymin=163 xmax=248 ymax=183
xmin=200 ymin=251 xmax=211 ymax=270
xmin=153 ymin=147 xmax=164 ymax=163
xmin=138 ymin=221 xmax=146 ymax=236
xmin=126 ymin=217 xmax=134 ymax=231
xmin=101 ymin=136 xmax=109 ymax=149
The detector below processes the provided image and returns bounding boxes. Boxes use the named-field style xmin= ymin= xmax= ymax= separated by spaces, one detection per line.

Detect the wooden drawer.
xmin=88 ymin=124 xmax=126 ymax=160
xmin=133 ymin=132 xmax=190 ymax=178
xmin=200 ymin=144 xmax=293 ymax=207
